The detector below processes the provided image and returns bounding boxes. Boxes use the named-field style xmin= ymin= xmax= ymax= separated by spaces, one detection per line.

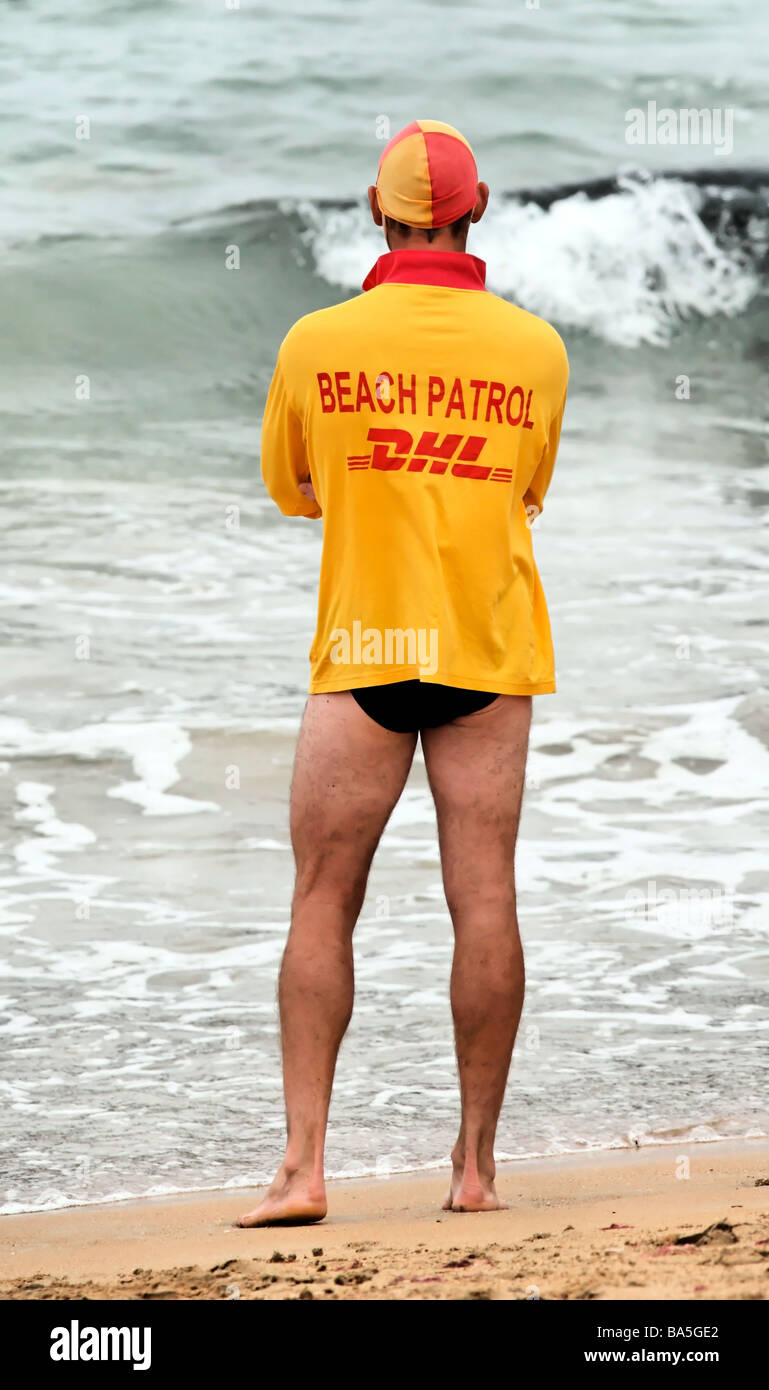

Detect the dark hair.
xmin=384 ymin=209 xmax=473 ymax=243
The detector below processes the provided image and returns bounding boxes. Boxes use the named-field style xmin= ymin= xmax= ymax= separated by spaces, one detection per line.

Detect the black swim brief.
xmin=350 ymin=680 xmax=499 ymax=733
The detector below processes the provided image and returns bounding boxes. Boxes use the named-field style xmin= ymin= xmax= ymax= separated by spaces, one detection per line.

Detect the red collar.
xmin=362 ymin=248 xmax=487 ymax=293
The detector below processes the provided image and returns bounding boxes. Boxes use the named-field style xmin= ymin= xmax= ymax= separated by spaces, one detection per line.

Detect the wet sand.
xmin=2 ymin=1140 xmax=769 ymax=1300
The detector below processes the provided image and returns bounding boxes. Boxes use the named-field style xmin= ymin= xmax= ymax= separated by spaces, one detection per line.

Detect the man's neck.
xmin=386 ymin=235 xmax=468 ymax=254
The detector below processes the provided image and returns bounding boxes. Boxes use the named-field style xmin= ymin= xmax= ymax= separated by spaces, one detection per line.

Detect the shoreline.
xmin=5 ymin=1132 xmax=764 ymax=1221
xmin=2 ymin=1137 xmax=769 ymax=1300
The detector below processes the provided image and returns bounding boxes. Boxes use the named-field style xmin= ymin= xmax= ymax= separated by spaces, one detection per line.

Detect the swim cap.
xmin=375 ymin=120 xmax=478 ymax=229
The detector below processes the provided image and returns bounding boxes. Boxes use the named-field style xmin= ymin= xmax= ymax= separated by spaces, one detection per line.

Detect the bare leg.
xmin=237 ymin=692 xmax=416 ymax=1226
xmin=421 ymin=695 xmax=531 ymax=1212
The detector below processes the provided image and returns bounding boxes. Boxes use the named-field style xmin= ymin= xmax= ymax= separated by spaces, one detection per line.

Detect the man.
xmin=238 ymin=120 xmax=568 ymax=1226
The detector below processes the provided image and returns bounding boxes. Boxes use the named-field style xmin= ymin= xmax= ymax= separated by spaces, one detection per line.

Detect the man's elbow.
xmin=274 ymin=493 xmax=322 ymax=520
xmin=261 ymin=473 xmax=321 ymax=519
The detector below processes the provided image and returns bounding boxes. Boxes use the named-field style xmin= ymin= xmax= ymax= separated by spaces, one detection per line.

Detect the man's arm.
xmin=523 ymin=374 xmax=568 ymax=525
xmin=523 ymin=384 xmax=567 ymax=522
xmin=260 ymin=352 xmax=322 ymax=519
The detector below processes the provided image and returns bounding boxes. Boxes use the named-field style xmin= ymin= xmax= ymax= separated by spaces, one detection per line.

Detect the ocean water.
xmin=1 ymin=0 xmax=768 ymax=1213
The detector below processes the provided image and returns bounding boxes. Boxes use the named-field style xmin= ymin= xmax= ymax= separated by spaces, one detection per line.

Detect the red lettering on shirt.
xmin=485 ymin=382 xmax=506 ymax=424
xmin=446 ymin=378 xmax=466 ymax=419
xmin=376 ymin=372 xmax=395 ymax=413
xmin=335 ymin=371 xmax=353 ymax=413
xmin=468 ymin=379 xmax=487 ymax=420
xmin=317 ymin=372 xmax=336 ymax=413
xmin=408 ymin=432 xmax=463 ymax=474
xmin=369 ymin=427 xmax=412 ymax=469
xmin=428 ymin=376 xmax=446 ymax=415
xmin=318 ymin=371 xmax=535 ymax=430
xmin=398 ymin=373 xmax=417 ymax=413
xmin=355 ymin=372 xmax=376 ymax=412
xmin=506 ymin=386 xmax=524 ymax=426
xmin=451 ymin=436 xmax=490 ymax=479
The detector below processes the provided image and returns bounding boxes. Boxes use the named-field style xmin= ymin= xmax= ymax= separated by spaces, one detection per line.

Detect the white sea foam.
xmin=298 ymin=177 xmax=758 ymax=347
xmin=0 ymin=718 xmax=219 ymax=823
xmin=14 ymin=781 xmax=96 ymax=875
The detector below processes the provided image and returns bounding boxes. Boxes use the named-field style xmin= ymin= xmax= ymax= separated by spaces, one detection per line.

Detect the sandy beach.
xmin=2 ymin=1139 xmax=768 ymax=1301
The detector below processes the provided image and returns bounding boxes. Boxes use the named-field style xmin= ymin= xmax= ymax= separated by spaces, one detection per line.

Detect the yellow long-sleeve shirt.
xmin=260 ymin=247 xmax=568 ymax=695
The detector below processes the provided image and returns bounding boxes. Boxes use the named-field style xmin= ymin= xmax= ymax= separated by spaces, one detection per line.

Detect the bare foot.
xmin=450 ymin=1179 xmax=508 ymax=1212
xmin=236 ymin=1167 xmax=327 ymax=1228
xmin=444 ymin=1156 xmax=508 ymax=1213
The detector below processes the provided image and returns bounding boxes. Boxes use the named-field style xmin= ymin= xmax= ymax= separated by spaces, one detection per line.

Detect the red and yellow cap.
xmin=375 ymin=119 xmax=478 ymax=229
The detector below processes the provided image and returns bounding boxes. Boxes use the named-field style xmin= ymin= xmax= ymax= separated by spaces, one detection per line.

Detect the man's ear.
xmin=368 ymin=185 xmax=383 ymax=226
xmin=470 ymin=181 xmax=489 ymax=224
